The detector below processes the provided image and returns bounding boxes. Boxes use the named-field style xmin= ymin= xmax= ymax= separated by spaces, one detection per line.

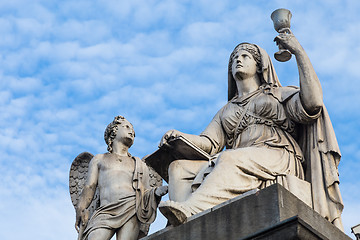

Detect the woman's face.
xmin=231 ymin=49 xmax=258 ymax=81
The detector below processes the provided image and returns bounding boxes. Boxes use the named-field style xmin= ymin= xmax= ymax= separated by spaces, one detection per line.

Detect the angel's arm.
xmin=77 ymin=155 xmax=100 ymax=211
xmin=75 ymin=155 xmax=100 ymax=228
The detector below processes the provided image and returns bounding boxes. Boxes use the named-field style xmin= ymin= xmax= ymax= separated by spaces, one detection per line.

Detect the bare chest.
xmin=98 ymin=155 xmax=135 ymax=183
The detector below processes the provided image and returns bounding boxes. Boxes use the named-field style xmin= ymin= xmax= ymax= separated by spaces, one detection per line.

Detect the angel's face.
xmin=114 ymin=120 xmax=135 ymax=147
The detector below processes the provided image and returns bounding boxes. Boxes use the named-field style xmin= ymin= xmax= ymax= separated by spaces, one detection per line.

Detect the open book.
xmin=143 ymin=136 xmax=211 ymax=182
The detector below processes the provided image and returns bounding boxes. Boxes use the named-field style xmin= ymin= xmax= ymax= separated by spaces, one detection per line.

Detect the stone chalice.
xmin=271 ymin=8 xmax=292 ymax=62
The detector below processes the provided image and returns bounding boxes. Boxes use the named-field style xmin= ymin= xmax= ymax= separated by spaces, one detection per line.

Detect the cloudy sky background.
xmin=0 ymin=0 xmax=359 ymax=239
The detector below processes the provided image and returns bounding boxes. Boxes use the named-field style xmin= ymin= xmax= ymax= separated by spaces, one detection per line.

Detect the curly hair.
xmin=104 ymin=115 xmax=134 ymax=153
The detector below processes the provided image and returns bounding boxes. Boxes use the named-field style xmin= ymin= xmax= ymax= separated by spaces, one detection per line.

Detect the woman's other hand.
xmin=159 ymin=129 xmax=183 ymax=148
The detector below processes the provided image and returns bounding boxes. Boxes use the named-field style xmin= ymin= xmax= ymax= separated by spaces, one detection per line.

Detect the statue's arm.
xmin=276 ymin=30 xmax=323 ymax=115
xmin=75 ymin=155 xmax=100 ymax=230
xmin=159 ymin=107 xmax=226 ymax=155
xmin=159 ymin=130 xmax=212 ymax=154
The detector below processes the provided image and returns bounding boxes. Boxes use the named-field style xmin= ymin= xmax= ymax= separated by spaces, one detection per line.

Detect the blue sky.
xmin=0 ymin=0 xmax=359 ymax=239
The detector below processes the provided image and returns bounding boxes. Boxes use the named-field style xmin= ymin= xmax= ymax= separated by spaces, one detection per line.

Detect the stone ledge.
xmin=142 ymin=184 xmax=351 ymax=240
xmin=242 ymin=216 xmax=327 ymax=240
xmin=187 ymin=188 xmax=259 ymax=223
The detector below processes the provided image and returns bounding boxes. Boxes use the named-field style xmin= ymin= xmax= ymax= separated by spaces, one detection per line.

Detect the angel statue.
xmin=157 ymin=29 xmax=344 ymax=230
xmin=69 ymin=115 xmax=168 ymax=240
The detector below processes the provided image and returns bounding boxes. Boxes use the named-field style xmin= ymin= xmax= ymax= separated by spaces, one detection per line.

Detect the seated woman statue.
xmin=158 ymin=30 xmax=344 ymax=230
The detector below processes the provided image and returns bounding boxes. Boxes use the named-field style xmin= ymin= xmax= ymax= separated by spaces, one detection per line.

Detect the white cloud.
xmin=0 ymin=1 xmax=359 ymax=239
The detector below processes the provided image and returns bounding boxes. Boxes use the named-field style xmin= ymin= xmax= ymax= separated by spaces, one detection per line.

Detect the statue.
xmin=157 ymin=11 xmax=344 ymax=231
xmin=69 ymin=116 xmax=168 ymax=240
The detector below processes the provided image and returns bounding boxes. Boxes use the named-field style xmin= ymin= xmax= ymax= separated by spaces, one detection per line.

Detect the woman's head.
xmin=229 ymin=43 xmax=262 ymax=73
xmin=228 ymin=43 xmax=281 ymax=100
xmin=230 ymin=43 xmax=262 ymax=82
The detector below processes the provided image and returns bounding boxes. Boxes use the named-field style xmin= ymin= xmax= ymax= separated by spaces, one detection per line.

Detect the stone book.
xmin=144 ymin=136 xmax=211 ymax=182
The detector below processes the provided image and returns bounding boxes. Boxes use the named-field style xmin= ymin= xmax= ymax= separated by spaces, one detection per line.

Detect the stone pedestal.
xmin=143 ymin=184 xmax=350 ymax=240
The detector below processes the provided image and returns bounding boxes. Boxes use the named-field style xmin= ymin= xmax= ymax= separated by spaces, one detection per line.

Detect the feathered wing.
xmin=69 ymin=152 xmax=100 ymax=218
xmin=147 ymin=165 xmax=163 ymax=188
xmin=141 ymin=155 xmax=163 ymax=188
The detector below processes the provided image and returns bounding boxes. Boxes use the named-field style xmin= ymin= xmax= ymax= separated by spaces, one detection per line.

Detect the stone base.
xmin=143 ymin=184 xmax=350 ymax=240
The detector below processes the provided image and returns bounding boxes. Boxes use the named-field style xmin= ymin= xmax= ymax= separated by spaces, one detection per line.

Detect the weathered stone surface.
xmin=69 ymin=116 xmax=167 ymax=240
xmin=157 ymin=27 xmax=344 ymax=229
xmin=143 ymin=184 xmax=350 ymax=240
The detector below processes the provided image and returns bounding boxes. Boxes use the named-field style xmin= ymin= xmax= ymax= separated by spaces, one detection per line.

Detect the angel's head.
xmin=104 ymin=115 xmax=135 ymax=153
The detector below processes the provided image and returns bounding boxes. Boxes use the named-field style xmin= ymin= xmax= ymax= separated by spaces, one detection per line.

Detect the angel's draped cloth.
xmin=82 ymin=156 xmax=158 ymax=239
xmin=175 ymin=84 xmax=343 ymax=224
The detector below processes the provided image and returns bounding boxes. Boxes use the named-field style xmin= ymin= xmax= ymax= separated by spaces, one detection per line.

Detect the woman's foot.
xmin=159 ymin=201 xmax=191 ymax=226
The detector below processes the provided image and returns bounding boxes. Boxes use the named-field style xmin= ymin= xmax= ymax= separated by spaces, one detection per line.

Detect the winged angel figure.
xmin=69 ymin=116 xmax=167 ymax=240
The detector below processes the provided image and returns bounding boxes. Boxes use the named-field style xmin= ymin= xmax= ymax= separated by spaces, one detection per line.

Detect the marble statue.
xmin=158 ymin=18 xmax=343 ymax=230
xmin=69 ymin=116 xmax=168 ymax=240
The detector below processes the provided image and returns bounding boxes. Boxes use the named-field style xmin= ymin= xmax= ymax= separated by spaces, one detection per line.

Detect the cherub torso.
xmin=97 ymin=153 xmax=136 ymax=206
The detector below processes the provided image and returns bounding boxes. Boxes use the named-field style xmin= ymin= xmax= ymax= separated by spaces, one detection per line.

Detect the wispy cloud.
xmin=0 ymin=1 xmax=359 ymax=239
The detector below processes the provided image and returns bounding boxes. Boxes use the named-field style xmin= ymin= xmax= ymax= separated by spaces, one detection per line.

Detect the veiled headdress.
xmin=228 ymin=43 xmax=281 ymax=101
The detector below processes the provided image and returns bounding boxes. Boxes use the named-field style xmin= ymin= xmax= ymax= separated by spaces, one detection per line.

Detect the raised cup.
xmin=271 ymin=9 xmax=292 ymax=62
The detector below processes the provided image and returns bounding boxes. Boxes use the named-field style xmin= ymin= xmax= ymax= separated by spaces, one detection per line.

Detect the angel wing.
xmin=69 ymin=152 xmax=100 ymax=217
xmin=142 ymin=154 xmax=163 ymax=188
xmin=147 ymin=166 xmax=163 ymax=188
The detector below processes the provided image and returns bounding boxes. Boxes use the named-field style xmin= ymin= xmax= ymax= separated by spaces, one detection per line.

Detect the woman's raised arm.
xmin=275 ymin=29 xmax=323 ymax=115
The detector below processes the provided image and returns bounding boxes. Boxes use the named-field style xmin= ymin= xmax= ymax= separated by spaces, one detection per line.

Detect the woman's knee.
xmin=88 ymin=228 xmax=115 ymax=240
xmin=168 ymin=160 xmax=206 ymax=179
xmin=168 ymin=160 xmax=182 ymax=172
xmin=168 ymin=160 xmax=185 ymax=178
xmin=217 ymin=148 xmax=251 ymax=164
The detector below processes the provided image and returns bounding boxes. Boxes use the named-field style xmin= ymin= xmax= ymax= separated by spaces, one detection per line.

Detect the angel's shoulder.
xmin=89 ymin=153 xmax=108 ymax=165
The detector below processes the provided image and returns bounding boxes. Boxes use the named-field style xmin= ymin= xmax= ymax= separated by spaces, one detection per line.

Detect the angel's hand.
xmin=75 ymin=208 xmax=88 ymax=232
xmin=159 ymin=130 xmax=183 ymax=148
xmin=155 ymin=185 xmax=168 ymax=197
xmin=274 ymin=28 xmax=302 ymax=54
xmin=75 ymin=212 xmax=81 ymax=232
